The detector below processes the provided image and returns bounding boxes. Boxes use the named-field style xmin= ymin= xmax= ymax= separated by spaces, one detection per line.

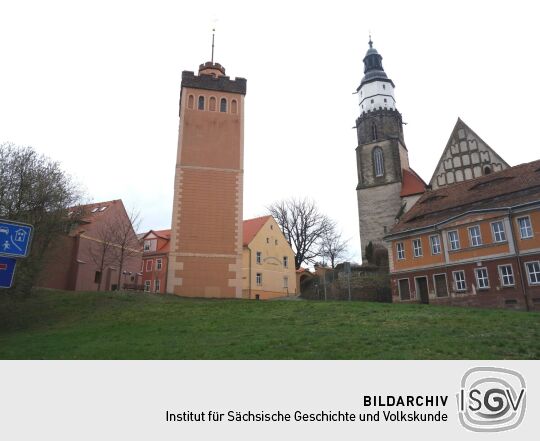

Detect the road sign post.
xmin=0 ymin=219 xmax=34 ymax=289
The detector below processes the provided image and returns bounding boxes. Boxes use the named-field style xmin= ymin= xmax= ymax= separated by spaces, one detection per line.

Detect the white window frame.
xmin=448 ymin=230 xmax=460 ymax=250
xmin=154 ymin=279 xmax=160 ymax=293
xmin=256 ymin=251 xmax=262 ymax=264
xmin=498 ymin=264 xmax=515 ymax=287
xmin=397 ymin=278 xmax=412 ymax=301
xmin=474 ymin=267 xmax=490 ymax=289
xmin=412 ymin=238 xmax=423 ymax=258
xmin=432 ymin=273 xmax=449 ymax=298
xmin=156 ymin=258 xmax=162 ymax=270
xmin=491 ymin=221 xmax=507 ymax=243
xmin=517 ymin=216 xmax=533 ymax=239
xmin=146 ymin=259 xmax=153 ymax=272
xmin=468 ymin=225 xmax=483 ymax=247
xmin=452 ymin=270 xmax=467 ymax=292
xmin=144 ymin=280 xmax=151 ymax=292
xmin=283 ymin=256 xmax=288 ymax=268
xmin=396 ymin=242 xmax=405 ymax=260
xmin=144 ymin=241 xmax=151 ymax=251
xmin=256 ymin=272 xmax=262 ymax=286
xmin=430 ymin=235 xmax=441 ymax=255
xmin=525 ymin=261 xmax=540 ymax=285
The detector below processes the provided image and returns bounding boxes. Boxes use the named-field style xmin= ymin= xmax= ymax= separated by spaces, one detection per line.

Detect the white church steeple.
xmin=357 ymin=37 xmax=396 ymax=113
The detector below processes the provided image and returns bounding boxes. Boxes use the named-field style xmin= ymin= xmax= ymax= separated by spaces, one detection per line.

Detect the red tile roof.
xmin=400 ymin=168 xmax=427 ymax=197
xmin=389 ymin=159 xmax=540 ymax=235
xmin=243 ymin=216 xmax=272 ymax=246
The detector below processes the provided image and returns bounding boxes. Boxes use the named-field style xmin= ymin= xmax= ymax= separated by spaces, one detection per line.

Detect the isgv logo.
xmin=457 ymin=367 xmax=526 ymax=432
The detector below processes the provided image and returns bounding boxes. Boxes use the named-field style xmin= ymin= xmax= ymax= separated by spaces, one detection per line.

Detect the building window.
xmin=275 ymin=239 xmax=278 ymax=245
xmin=517 ymin=216 xmax=533 ymax=239
xmin=156 ymin=259 xmax=162 ymax=270
xmin=198 ymin=96 xmax=205 ymax=110
xmin=283 ymin=256 xmax=288 ymax=268
xmin=499 ymin=265 xmax=515 ymax=287
xmin=209 ymin=96 xmax=216 ymax=111
xmin=373 ymin=147 xmax=384 ymax=177
xmin=475 ymin=268 xmax=489 ymax=289
xmin=468 ymin=225 xmax=482 ymax=247
xmin=188 ymin=95 xmax=194 ymax=109
xmin=144 ymin=280 xmax=151 ymax=292
xmin=231 ymin=99 xmax=238 ymax=114
xmin=382 ymin=84 xmax=386 ymax=89
xmin=371 ymin=123 xmax=377 ymax=140
xmin=256 ymin=251 xmax=262 ymax=264
xmin=398 ymin=278 xmax=411 ymax=300
xmin=283 ymin=276 xmax=288 ymax=288
xmin=220 ymin=98 xmax=227 ymax=112
xmin=94 ymin=271 xmax=102 ymax=284
xmin=430 ymin=235 xmax=441 ymax=255
xmin=256 ymin=273 xmax=262 ymax=286
xmin=448 ymin=230 xmax=460 ymax=250
xmin=266 ymin=238 xmax=269 ymax=244
xmin=154 ymin=279 xmax=160 ymax=293
xmin=370 ymin=99 xmax=374 ymax=104
xmin=525 ymin=261 xmax=540 ymax=285
xmin=491 ymin=221 xmax=507 ymax=243
xmin=396 ymin=242 xmax=405 ymax=260
xmin=412 ymin=238 xmax=422 ymax=257
xmin=146 ymin=260 xmax=153 ymax=272
xmin=453 ymin=271 xmax=466 ymax=292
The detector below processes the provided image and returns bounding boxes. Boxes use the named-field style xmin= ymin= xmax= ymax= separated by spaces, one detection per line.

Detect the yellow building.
xmin=242 ymin=216 xmax=297 ymax=299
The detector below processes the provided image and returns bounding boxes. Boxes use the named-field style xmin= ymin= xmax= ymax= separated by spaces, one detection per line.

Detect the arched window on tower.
xmin=188 ymin=95 xmax=194 ymax=109
xmin=373 ymin=147 xmax=385 ymax=177
xmin=198 ymin=96 xmax=205 ymax=110
xmin=371 ymin=123 xmax=378 ymax=141
xmin=220 ymin=98 xmax=227 ymax=112
xmin=231 ymin=99 xmax=238 ymax=114
xmin=209 ymin=97 xmax=216 ymax=111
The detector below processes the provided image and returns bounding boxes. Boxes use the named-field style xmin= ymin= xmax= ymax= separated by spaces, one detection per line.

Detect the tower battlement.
xmin=182 ymin=70 xmax=247 ymax=95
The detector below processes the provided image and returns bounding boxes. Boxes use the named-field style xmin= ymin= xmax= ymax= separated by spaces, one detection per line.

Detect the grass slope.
xmin=0 ymin=289 xmax=539 ymax=359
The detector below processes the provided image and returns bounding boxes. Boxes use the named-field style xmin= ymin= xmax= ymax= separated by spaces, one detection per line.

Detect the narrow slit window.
xmin=373 ymin=147 xmax=384 ymax=177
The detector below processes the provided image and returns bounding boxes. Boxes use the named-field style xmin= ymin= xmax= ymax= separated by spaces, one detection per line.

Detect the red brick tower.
xmin=167 ymin=61 xmax=247 ymax=297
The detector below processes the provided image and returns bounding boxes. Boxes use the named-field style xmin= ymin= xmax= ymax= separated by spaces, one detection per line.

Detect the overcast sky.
xmin=1 ymin=0 xmax=539 ymax=262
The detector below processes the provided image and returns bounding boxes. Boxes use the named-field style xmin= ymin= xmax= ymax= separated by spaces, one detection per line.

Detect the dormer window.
xmin=373 ymin=147 xmax=384 ymax=177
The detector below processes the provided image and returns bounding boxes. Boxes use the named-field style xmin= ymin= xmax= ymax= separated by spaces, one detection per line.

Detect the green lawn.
xmin=0 ymin=289 xmax=539 ymax=359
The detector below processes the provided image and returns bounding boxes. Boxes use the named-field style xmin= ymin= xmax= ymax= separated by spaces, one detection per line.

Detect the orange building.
xmin=167 ymin=61 xmax=247 ymax=298
xmin=385 ymin=159 xmax=540 ymax=311
xmin=141 ymin=229 xmax=170 ymax=293
xmin=242 ymin=216 xmax=297 ymax=299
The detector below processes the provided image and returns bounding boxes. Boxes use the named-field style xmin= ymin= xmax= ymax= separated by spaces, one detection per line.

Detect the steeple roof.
xmin=358 ymin=37 xmax=394 ymax=89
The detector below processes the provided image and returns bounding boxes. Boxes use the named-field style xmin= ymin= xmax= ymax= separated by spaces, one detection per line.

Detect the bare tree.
xmin=110 ymin=208 xmax=141 ymax=290
xmin=88 ymin=219 xmax=116 ymax=291
xmin=0 ymin=142 xmax=83 ymax=293
xmin=320 ymin=229 xmax=349 ymax=269
xmin=267 ymin=198 xmax=333 ymax=270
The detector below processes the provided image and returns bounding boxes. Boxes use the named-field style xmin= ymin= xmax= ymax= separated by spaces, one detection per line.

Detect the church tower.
xmin=355 ymin=38 xmax=421 ymax=260
xmin=167 ymin=60 xmax=247 ymax=298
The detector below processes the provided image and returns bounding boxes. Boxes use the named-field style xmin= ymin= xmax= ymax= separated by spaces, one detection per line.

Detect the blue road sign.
xmin=0 ymin=220 xmax=33 ymax=258
xmin=0 ymin=256 xmax=16 ymax=289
